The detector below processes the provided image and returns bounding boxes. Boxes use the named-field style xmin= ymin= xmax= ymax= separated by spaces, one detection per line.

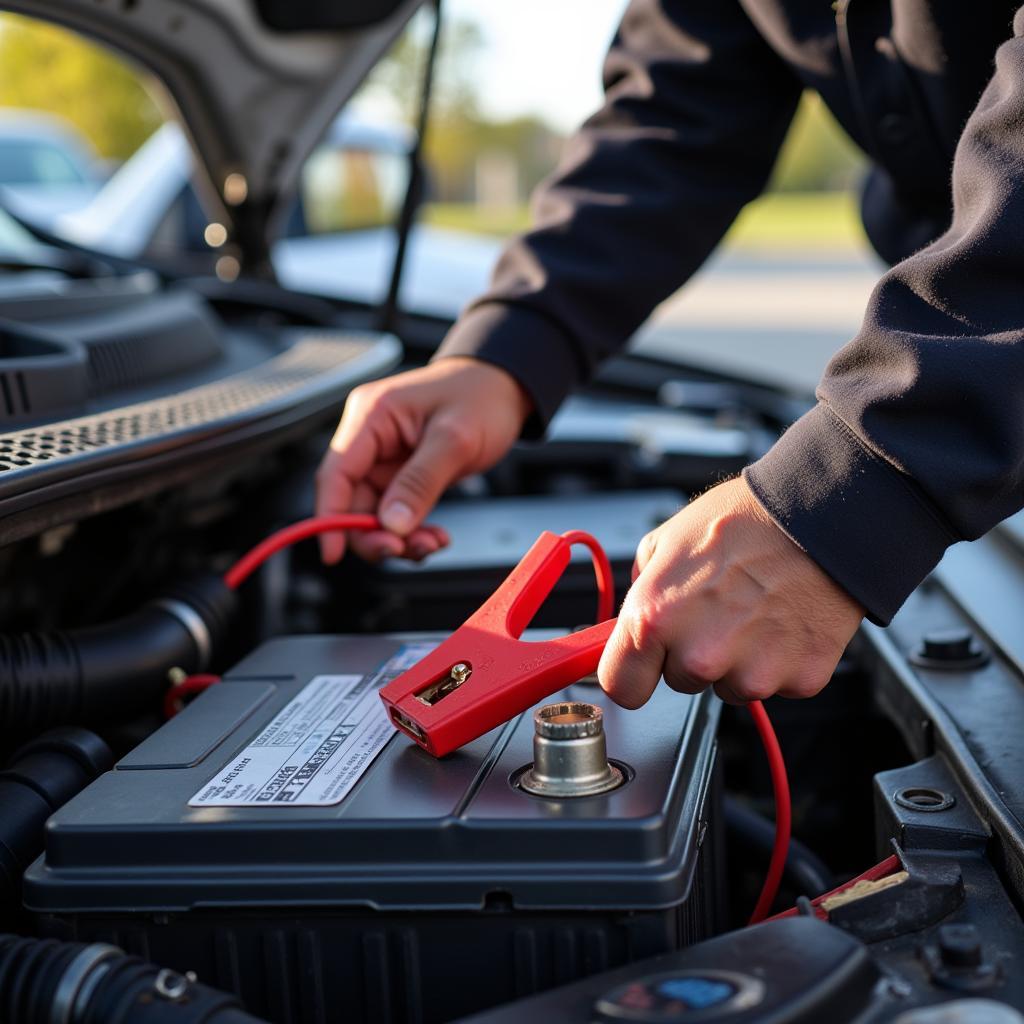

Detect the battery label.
xmin=189 ymin=643 xmax=435 ymax=807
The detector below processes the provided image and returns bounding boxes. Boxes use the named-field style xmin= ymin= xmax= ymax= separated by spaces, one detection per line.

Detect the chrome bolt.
xmin=154 ymin=969 xmax=189 ymax=1001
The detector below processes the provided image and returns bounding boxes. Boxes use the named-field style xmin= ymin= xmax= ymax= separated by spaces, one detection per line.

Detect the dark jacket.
xmin=435 ymin=0 xmax=1024 ymax=624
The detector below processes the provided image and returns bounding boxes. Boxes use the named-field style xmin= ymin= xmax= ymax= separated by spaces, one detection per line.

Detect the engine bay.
xmin=0 ymin=258 xmax=1023 ymax=1024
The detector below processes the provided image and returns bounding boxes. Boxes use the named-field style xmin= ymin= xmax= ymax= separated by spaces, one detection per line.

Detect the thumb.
xmin=378 ymin=417 xmax=472 ymax=535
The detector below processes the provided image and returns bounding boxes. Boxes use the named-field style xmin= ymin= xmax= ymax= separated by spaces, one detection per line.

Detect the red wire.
xmin=746 ymin=699 xmax=791 ymax=924
xmin=224 ymin=514 xmax=381 ymax=589
xmin=561 ymin=529 xmax=616 ymax=622
xmin=766 ymin=853 xmax=901 ymax=922
xmin=164 ymin=673 xmax=221 ymax=718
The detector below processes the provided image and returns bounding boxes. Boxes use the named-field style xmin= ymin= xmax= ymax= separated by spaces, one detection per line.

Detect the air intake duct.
xmin=0 ymin=574 xmax=237 ymax=742
xmin=0 ymin=935 xmax=268 ymax=1023
xmin=0 ymin=728 xmax=113 ymax=918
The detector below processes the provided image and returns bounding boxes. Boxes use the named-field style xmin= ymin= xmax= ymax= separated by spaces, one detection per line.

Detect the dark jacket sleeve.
xmin=434 ymin=0 xmax=802 ymax=431
xmin=744 ymin=8 xmax=1024 ymax=624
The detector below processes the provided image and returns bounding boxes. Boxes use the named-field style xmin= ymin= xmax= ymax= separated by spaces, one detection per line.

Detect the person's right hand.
xmin=315 ymin=357 xmax=533 ymax=564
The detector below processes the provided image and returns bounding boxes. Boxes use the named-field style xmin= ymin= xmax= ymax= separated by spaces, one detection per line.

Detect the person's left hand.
xmin=598 ymin=476 xmax=864 ymax=707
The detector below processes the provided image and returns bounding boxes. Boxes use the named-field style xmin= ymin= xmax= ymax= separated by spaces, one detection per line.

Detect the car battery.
xmin=356 ymin=490 xmax=684 ymax=632
xmin=25 ymin=633 xmax=723 ymax=1024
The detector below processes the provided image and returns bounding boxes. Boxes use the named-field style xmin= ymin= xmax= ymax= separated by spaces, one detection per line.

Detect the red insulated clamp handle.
xmin=379 ymin=531 xmax=616 ymax=757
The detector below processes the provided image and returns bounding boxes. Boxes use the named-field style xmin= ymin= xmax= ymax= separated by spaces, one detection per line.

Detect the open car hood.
xmin=3 ymin=0 xmax=425 ymax=273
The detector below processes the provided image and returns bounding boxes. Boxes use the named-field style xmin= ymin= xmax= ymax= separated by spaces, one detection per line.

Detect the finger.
xmin=423 ymin=523 xmax=450 ymax=548
xmin=315 ymin=450 xmax=358 ymax=564
xmin=343 ymin=481 xmax=401 ymax=562
xmin=315 ymin=406 xmax=389 ymax=564
xmin=379 ymin=417 xmax=473 ymax=536
xmin=350 ymin=526 xmax=444 ymax=564
xmin=369 ymin=466 xmax=451 ymax=552
xmin=406 ymin=528 xmax=444 ymax=561
xmin=633 ymin=530 xmax=660 ymax=581
xmin=406 ymin=522 xmax=451 ymax=552
xmin=366 ymin=458 xmax=408 ymax=492
xmin=773 ymin=664 xmax=831 ymax=700
xmin=727 ymin=635 xmax=813 ymax=702
xmin=660 ymin=620 xmax=732 ymax=696
xmin=597 ymin=599 xmax=667 ymax=710
xmin=712 ymin=680 xmax=747 ymax=706
xmin=662 ymin=670 xmax=710 ymax=696
xmin=352 ymin=475 xmax=445 ymax=563
xmin=351 ymin=530 xmax=406 ymax=563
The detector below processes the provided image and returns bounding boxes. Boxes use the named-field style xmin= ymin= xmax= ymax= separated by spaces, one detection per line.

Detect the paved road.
xmin=633 ymin=247 xmax=884 ymax=396
xmin=279 ymin=222 xmax=885 ymax=399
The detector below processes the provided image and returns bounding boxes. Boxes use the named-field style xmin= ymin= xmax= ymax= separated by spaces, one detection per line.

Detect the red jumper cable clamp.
xmin=379 ymin=530 xmax=615 ymax=758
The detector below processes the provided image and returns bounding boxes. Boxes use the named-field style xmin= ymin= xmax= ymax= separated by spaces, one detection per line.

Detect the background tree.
xmin=770 ymin=93 xmax=864 ymax=193
xmin=0 ymin=13 xmax=162 ymax=160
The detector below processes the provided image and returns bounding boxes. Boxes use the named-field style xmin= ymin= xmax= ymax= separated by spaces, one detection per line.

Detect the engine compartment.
xmin=1 ymin=263 xmax=1023 ymax=1023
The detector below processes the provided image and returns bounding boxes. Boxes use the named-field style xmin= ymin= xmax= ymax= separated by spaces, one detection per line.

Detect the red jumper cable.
xmin=222 ymin=514 xmax=383 ymax=590
xmin=186 ymin=514 xmax=791 ymax=923
xmin=166 ymin=515 xmax=384 ymax=715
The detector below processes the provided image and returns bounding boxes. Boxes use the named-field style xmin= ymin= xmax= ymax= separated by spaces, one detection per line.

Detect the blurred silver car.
xmin=0 ymin=109 xmax=105 ymax=225
xmin=56 ymin=114 xmax=499 ymax=319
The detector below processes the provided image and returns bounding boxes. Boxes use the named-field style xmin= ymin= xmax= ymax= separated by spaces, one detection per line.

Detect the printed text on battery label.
xmin=189 ymin=673 xmax=395 ymax=807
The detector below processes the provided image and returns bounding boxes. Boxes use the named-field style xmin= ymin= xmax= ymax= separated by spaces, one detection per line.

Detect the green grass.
xmin=422 ymin=191 xmax=867 ymax=252
xmin=726 ymin=191 xmax=866 ymax=251
xmin=422 ymin=203 xmax=532 ymax=238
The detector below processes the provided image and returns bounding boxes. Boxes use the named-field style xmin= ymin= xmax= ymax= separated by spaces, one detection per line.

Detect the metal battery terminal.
xmin=519 ymin=701 xmax=624 ymax=797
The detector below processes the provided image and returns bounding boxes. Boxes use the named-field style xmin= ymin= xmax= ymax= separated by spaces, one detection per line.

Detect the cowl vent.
xmin=0 ymin=291 xmax=226 ymax=427
xmin=0 ymin=332 xmax=390 ymax=476
xmin=0 ymin=321 xmax=88 ymax=427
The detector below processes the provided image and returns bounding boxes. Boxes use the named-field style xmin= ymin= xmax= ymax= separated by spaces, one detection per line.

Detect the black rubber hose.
xmin=0 ymin=574 xmax=237 ymax=742
xmin=0 ymin=728 xmax=113 ymax=915
xmin=725 ymin=795 xmax=834 ymax=897
xmin=0 ymin=934 xmax=268 ymax=1023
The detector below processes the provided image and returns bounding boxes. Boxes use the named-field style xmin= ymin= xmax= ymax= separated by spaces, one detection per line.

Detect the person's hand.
xmin=599 ymin=476 xmax=863 ymax=707
xmin=315 ymin=357 xmax=533 ymax=564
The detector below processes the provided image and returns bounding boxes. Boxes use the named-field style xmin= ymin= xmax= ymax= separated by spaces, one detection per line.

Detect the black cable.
xmin=379 ymin=0 xmax=443 ymax=335
xmin=725 ymin=795 xmax=834 ymax=897
xmin=0 ymin=729 xmax=113 ymax=918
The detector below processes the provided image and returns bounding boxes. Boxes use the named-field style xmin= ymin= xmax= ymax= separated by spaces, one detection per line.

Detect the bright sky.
xmin=443 ymin=0 xmax=629 ymax=132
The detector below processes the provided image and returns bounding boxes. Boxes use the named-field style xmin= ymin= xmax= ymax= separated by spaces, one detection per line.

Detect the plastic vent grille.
xmin=0 ymin=334 xmax=369 ymax=473
xmin=86 ymin=336 xmax=159 ymax=394
xmin=0 ymin=371 xmax=30 ymax=419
